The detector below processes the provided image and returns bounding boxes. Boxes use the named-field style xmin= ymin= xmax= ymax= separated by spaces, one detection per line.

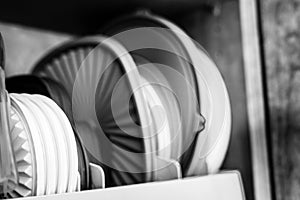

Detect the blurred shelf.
xmin=0 ymin=0 xmax=230 ymax=34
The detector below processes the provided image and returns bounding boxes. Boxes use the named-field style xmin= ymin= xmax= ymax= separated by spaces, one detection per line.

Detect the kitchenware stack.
xmin=0 ymin=11 xmax=231 ymax=198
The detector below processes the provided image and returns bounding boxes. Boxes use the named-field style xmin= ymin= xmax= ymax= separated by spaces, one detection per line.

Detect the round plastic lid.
xmin=101 ymin=11 xmax=231 ymax=175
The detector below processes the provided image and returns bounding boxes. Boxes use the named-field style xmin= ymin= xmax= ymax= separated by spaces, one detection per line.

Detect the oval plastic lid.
xmin=32 ymin=36 xmax=154 ymax=186
xmin=101 ymin=11 xmax=231 ymax=176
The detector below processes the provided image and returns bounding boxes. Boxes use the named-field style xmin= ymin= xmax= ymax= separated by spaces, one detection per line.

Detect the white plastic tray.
xmin=11 ymin=171 xmax=245 ymax=200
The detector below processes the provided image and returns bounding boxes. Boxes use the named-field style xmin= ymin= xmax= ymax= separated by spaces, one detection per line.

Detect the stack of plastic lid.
xmin=5 ymin=75 xmax=89 ymax=190
xmin=0 ymin=35 xmax=82 ymax=198
xmin=0 ymin=74 xmax=82 ymax=198
xmin=32 ymin=10 xmax=231 ymax=187
xmin=7 ymin=94 xmax=80 ymax=197
xmin=0 ymin=10 xmax=231 ymax=198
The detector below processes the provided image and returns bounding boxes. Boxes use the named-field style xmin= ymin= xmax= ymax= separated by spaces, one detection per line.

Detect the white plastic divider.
xmin=11 ymin=171 xmax=245 ymax=200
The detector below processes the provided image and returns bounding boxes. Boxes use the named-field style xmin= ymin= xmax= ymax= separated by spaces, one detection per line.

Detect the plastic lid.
xmin=101 ymin=11 xmax=231 ymax=176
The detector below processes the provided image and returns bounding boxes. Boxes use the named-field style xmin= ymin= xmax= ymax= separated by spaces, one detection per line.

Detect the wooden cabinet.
xmin=259 ymin=0 xmax=300 ymax=199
